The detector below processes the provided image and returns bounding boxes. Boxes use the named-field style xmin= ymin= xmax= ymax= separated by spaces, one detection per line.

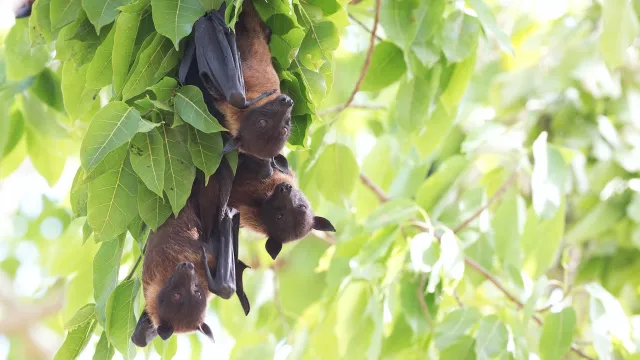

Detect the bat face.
xmin=237 ymin=94 xmax=294 ymax=159
xmin=154 ymin=261 xmax=207 ymax=334
xmin=260 ymin=182 xmax=315 ymax=242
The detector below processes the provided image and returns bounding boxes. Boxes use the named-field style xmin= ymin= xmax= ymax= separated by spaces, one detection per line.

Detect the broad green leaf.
xmin=539 ymin=308 xmax=576 ymax=360
xmin=363 ymin=199 xmax=419 ymax=231
xmin=29 ymin=0 xmax=56 ymax=45
xmin=175 ymin=86 xmax=225 ymax=133
xmin=360 ymin=41 xmax=407 ymax=92
xmin=4 ymin=19 xmax=50 ymax=81
xmin=440 ymin=336 xmax=476 ymax=360
xmin=475 ymin=315 xmax=508 ymax=360
xmin=25 ymin=126 xmax=67 ymax=186
xmin=62 ymin=61 xmax=100 ymax=120
xmin=565 ymin=200 xmax=626 ymax=244
xmin=122 ymin=34 xmax=180 ymax=101
xmin=395 ymin=69 xmax=434 ymax=133
xmin=600 ymin=0 xmax=639 ymax=68
xmin=54 ymin=310 xmax=97 ymax=360
xmin=467 ymin=0 xmax=514 ymax=54
xmin=113 ymin=5 xmax=151 ymax=95
xmin=30 ymin=68 xmax=65 ymax=113
xmin=201 ymin=0 xmax=223 ymax=11
xmin=531 ymin=132 xmax=568 ymax=219
xmin=270 ymin=28 xmax=305 ymax=68
xmin=161 ymin=125 xmax=196 ymax=215
xmin=71 ymin=168 xmax=89 ymax=217
xmin=82 ymin=0 xmax=129 ymax=34
xmin=315 ymin=143 xmax=359 ymax=205
xmin=93 ymin=236 xmax=124 ymax=327
xmin=440 ymin=11 xmax=480 ymax=62
xmin=51 ymin=0 xmax=83 ymax=29
xmin=130 ymin=129 xmax=165 ymax=196
xmin=381 ymin=0 xmax=444 ymax=50
xmin=491 ymin=186 xmax=524 ymax=267
xmin=151 ymin=0 xmax=205 ymax=49
xmin=434 ymin=308 xmax=480 ymax=349
xmin=86 ymin=25 xmax=116 ymax=89
xmin=80 ymin=102 xmax=141 ymax=171
xmin=188 ymin=127 xmax=223 ymax=181
xmin=138 ymin=181 xmax=172 ymax=231
xmin=149 ymin=77 xmax=178 ymax=102
xmin=87 ymin=154 xmax=139 ymax=242
xmin=105 ymin=279 xmax=139 ymax=360
xmin=521 ymin=200 xmax=566 ymax=279
xmin=439 ymin=51 xmax=477 ymax=113
xmin=416 ymin=155 xmax=468 ymax=212
xmin=1 ymin=110 xmax=24 ymax=158
xmin=64 ymin=303 xmax=96 ymax=330
xmin=20 ymin=93 xmax=67 ymax=138
xmin=298 ymin=21 xmax=340 ymax=70
xmin=81 ymin=143 xmax=129 ymax=186
xmin=93 ymin=332 xmax=115 ymax=360
xmin=153 ymin=334 xmax=178 ymax=359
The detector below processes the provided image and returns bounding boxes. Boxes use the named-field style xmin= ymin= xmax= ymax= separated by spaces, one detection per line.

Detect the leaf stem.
xmin=347 ymin=14 xmax=384 ymax=42
xmin=125 ymin=241 xmax=147 ymax=281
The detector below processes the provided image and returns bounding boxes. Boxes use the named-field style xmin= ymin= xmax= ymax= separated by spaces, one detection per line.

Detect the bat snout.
xmin=276 ymin=94 xmax=294 ymax=109
xmin=177 ymin=262 xmax=195 ymax=271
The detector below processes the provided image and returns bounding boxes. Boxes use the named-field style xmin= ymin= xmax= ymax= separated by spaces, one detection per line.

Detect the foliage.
xmin=2 ymin=0 xmax=640 ymax=359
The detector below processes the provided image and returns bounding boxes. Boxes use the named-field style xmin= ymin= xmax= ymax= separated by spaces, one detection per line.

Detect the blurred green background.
xmin=2 ymin=0 xmax=640 ymax=359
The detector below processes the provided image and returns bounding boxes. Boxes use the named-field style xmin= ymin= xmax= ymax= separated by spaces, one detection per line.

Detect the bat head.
xmin=259 ymin=182 xmax=335 ymax=259
xmin=231 ymin=94 xmax=294 ymax=159
xmin=132 ymin=261 xmax=212 ymax=346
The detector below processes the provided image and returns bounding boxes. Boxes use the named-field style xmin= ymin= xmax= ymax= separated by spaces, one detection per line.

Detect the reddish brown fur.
xmin=142 ymin=200 xmax=217 ymax=332
xmin=229 ymin=168 xmax=297 ymax=234
xmin=215 ymin=0 xmax=281 ymax=134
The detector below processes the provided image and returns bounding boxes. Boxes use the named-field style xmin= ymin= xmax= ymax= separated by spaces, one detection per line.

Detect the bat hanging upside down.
xmin=179 ymin=0 xmax=293 ymax=160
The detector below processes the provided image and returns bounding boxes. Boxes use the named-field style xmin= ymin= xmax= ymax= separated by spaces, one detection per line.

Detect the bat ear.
xmin=131 ymin=310 xmax=157 ymax=347
xmin=272 ymin=154 xmax=290 ymax=174
xmin=156 ymin=323 xmax=174 ymax=340
xmin=221 ymin=137 xmax=240 ymax=156
xmin=265 ymin=237 xmax=282 ymax=260
xmin=199 ymin=323 xmax=215 ymax=343
xmin=313 ymin=217 xmax=336 ymax=232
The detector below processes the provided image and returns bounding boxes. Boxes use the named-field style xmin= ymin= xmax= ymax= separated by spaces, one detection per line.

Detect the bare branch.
xmin=347 ymin=14 xmax=384 ymax=42
xmin=360 ymin=173 xmax=390 ymax=202
xmin=318 ymin=103 xmax=386 ymax=116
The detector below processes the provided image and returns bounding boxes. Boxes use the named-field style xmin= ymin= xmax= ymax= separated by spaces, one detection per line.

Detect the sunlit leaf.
xmin=539 ymin=308 xmax=576 ymax=360
xmin=175 ymin=86 xmax=226 ymax=133
xmin=82 ymin=0 xmax=128 ymax=34
xmin=4 ymin=19 xmax=50 ymax=81
xmin=151 ymin=0 xmax=205 ymax=50
xmin=93 ymin=332 xmax=115 ymax=360
xmin=138 ymin=181 xmax=172 ymax=231
xmin=360 ymin=41 xmax=407 ymax=92
xmin=130 ymin=129 xmax=165 ymax=197
xmin=93 ymin=236 xmax=124 ymax=327
xmin=440 ymin=11 xmax=480 ymax=62
xmin=105 ymin=279 xmax=139 ymax=360
xmin=54 ymin=305 xmax=97 ymax=360
xmin=600 ymin=0 xmax=639 ymax=68
xmin=315 ymin=143 xmax=359 ymax=205
xmin=161 ymin=125 xmax=196 ymax=215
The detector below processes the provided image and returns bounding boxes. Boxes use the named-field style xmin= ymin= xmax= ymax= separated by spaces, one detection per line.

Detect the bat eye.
xmin=297 ymin=204 xmax=307 ymax=210
xmin=277 ymin=213 xmax=284 ymax=221
xmin=172 ymin=293 xmax=181 ymax=302
xmin=257 ymin=119 xmax=267 ymax=128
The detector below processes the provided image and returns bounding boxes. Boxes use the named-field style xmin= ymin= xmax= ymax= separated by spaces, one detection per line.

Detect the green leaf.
xmin=521 ymin=200 xmax=566 ymax=279
xmin=416 ymin=155 xmax=468 ymax=212
xmin=138 ymin=181 xmax=172 ymax=231
xmin=149 ymin=77 xmax=178 ymax=102
xmin=30 ymin=68 xmax=65 ymax=113
xmin=80 ymin=102 xmax=141 ymax=172
xmin=87 ymin=154 xmax=139 ymax=242
xmin=439 ymin=51 xmax=477 ymax=113
xmin=161 ymin=125 xmax=196 ymax=215
xmin=188 ymin=126 xmax=223 ymax=181
xmin=434 ymin=308 xmax=480 ymax=349
xmin=4 ymin=19 xmax=50 ymax=81
xmin=585 ymin=283 xmax=630 ymax=359
xmin=201 ymin=0 xmax=223 ymax=11
xmin=71 ymin=168 xmax=89 ymax=217
xmin=440 ymin=336 xmax=476 ymax=360
xmin=531 ymin=132 xmax=568 ymax=219
xmin=51 ymin=0 xmax=83 ymax=29
xmin=151 ymin=0 xmax=205 ymax=50
xmin=130 ymin=129 xmax=165 ymax=197
xmin=600 ymin=0 xmax=639 ymax=68
xmin=29 ymin=0 xmax=57 ymax=45
xmin=315 ymin=143 xmax=359 ymax=205
xmin=153 ymin=334 xmax=178 ymax=359
xmin=381 ymin=0 xmax=442 ymax=50
xmin=122 ymin=34 xmax=180 ymax=101
xmin=93 ymin=236 xmax=124 ymax=327
xmin=1 ymin=110 xmax=24 ymax=158
xmin=105 ymin=279 xmax=140 ymax=360
xmin=25 ymin=126 xmax=67 ymax=186
xmin=61 ymin=61 xmax=100 ymax=120
xmin=82 ymin=0 xmax=128 ymax=34
xmin=270 ymin=28 xmax=305 ymax=68
xmin=491 ymin=186 xmax=523 ymax=267
xmin=175 ymin=86 xmax=226 ymax=133
xmin=93 ymin=332 xmax=115 ymax=360
xmin=112 ymin=4 xmax=151 ymax=95
xmin=64 ymin=303 xmax=96 ymax=330
xmin=539 ymin=308 xmax=576 ymax=360
xmin=467 ymin=0 xmax=514 ymax=55
xmin=363 ymin=199 xmax=419 ymax=231
xmin=440 ymin=11 xmax=480 ymax=62
xmin=395 ymin=66 xmax=439 ymax=133
xmin=54 ymin=309 xmax=97 ymax=360
xmin=566 ymin=200 xmax=626 ymax=244
xmin=475 ymin=315 xmax=508 ymax=360
xmin=298 ymin=21 xmax=340 ymax=71
xmin=86 ymin=25 xmax=116 ymax=89
xmin=360 ymin=41 xmax=407 ymax=92
xmin=20 ymin=92 xmax=68 ymax=138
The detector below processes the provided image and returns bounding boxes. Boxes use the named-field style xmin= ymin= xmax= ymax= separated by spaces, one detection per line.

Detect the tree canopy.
xmin=1 ymin=0 xmax=640 ymax=359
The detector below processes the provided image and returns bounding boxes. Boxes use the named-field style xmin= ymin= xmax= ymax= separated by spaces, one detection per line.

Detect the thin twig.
xmin=360 ymin=173 xmax=389 ymax=202
xmin=318 ymin=103 xmax=386 ymax=116
xmin=341 ymin=0 xmax=381 ymax=112
xmin=452 ymin=170 xmax=518 ymax=233
xmin=125 ymin=241 xmax=147 ymax=281
xmin=417 ymin=273 xmax=434 ymax=326
xmin=359 ymin=173 xmax=594 ymax=360
xmin=348 ymin=14 xmax=384 ymax=42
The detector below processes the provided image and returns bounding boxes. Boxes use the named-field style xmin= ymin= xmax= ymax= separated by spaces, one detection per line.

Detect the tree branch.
xmin=318 ymin=103 xmax=386 ymax=116
xmin=348 ymin=14 xmax=384 ymax=42
xmin=359 ymin=172 xmax=594 ymax=360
